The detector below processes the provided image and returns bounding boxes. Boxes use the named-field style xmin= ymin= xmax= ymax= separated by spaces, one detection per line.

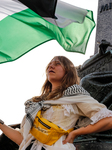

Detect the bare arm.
xmin=0 ymin=123 xmax=23 ymax=145
xmin=63 ymin=117 xmax=112 ymax=144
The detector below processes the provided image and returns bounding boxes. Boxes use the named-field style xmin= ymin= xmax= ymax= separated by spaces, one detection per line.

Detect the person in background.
xmin=0 ymin=56 xmax=112 ymax=150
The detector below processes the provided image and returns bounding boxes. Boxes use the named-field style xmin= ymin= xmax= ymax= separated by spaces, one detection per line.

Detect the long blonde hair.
xmin=33 ymin=56 xmax=80 ymax=102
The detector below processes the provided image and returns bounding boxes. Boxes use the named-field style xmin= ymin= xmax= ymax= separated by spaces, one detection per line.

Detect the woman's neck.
xmin=51 ymin=82 xmax=61 ymax=91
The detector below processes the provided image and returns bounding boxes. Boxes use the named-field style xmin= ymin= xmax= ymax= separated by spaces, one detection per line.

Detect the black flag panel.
xmin=18 ymin=0 xmax=57 ymax=18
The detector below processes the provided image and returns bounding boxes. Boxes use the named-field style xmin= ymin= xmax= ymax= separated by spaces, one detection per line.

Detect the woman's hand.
xmin=63 ymin=130 xmax=77 ymax=144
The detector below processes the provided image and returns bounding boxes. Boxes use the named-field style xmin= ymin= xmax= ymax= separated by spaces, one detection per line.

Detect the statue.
xmin=98 ymin=39 xmax=112 ymax=55
xmin=81 ymin=39 xmax=112 ymax=69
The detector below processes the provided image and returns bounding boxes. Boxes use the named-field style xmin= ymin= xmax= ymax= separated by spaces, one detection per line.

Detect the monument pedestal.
xmin=77 ymin=50 xmax=112 ymax=78
xmin=74 ymin=142 xmax=112 ymax=150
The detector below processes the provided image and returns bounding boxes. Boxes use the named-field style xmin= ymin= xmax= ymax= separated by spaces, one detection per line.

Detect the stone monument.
xmin=95 ymin=0 xmax=112 ymax=54
xmin=77 ymin=0 xmax=112 ymax=78
xmin=75 ymin=0 xmax=112 ymax=149
xmin=77 ymin=0 xmax=112 ymax=106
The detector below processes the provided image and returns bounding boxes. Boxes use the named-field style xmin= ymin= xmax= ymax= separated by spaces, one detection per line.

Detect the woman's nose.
xmin=49 ymin=63 xmax=55 ymax=68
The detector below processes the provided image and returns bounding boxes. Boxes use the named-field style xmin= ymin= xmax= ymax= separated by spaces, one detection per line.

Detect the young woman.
xmin=0 ymin=56 xmax=112 ymax=150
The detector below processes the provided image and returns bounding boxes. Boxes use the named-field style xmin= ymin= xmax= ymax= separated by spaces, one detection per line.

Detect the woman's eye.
xmin=55 ymin=62 xmax=60 ymax=65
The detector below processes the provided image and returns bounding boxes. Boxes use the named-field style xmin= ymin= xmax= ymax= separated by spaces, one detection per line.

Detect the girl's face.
xmin=47 ymin=58 xmax=65 ymax=84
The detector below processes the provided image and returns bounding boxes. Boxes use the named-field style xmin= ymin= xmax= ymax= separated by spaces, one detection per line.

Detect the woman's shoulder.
xmin=63 ymin=84 xmax=90 ymax=97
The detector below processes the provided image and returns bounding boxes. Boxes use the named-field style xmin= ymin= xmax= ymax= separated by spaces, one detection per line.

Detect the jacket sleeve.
xmin=75 ymin=95 xmax=112 ymax=125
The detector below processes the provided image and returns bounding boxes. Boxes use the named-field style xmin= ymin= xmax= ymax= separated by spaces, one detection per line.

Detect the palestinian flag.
xmin=0 ymin=0 xmax=95 ymax=64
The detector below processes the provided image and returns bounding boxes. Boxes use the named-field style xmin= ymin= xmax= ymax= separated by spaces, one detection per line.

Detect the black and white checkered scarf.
xmin=21 ymin=100 xmax=51 ymax=150
xmin=23 ymin=100 xmax=44 ymax=140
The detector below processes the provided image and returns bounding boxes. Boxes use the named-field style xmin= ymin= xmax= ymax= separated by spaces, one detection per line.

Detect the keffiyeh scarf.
xmin=20 ymin=100 xmax=51 ymax=150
